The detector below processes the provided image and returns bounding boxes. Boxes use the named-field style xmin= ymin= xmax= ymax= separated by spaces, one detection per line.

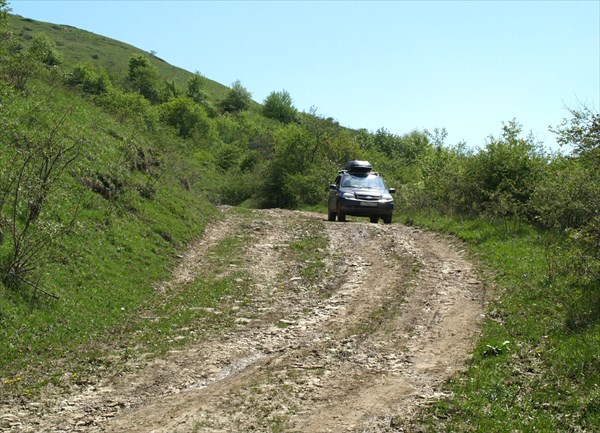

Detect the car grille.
xmin=355 ymin=192 xmax=382 ymax=201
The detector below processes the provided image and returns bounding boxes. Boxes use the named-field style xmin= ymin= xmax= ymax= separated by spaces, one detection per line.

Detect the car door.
xmin=328 ymin=174 xmax=341 ymax=211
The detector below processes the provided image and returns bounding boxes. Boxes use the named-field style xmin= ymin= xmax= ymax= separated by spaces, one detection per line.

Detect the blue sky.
xmin=9 ymin=0 xmax=600 ymax=151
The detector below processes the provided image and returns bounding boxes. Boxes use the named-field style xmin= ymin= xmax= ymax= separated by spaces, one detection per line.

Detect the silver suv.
xmin=328 ymin=161 xmax=395 ymax=224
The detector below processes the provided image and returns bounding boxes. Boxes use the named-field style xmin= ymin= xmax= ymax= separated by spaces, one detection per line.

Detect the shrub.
xmin=0 ymin=38 xmax=38 ymax=90
xmin=536 ymin=107 xmax=600 ymax=283
xmin=29 ymin=34 xmax=63 ymax=66
xmin=219 ymin=80 xmax=252 ymax=114
xmin=68 ymin=62 xmax=111 ymax=95
xmin=96 ymin=88 xmax=158 ymax=130
xmin=159 ymin=96 xmax=213 ymax=139
xmin=127 ymin=54 xmax=162 ymax=104
xmin=262 ymin=90 xmax=297 ymax=124
xmin=187 ymin=71 xmax=208 ymax=105
xmin=0 ymin=99 xmax=83 ymax=298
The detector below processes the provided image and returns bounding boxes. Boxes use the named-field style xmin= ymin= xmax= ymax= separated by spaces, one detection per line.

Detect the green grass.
xmin=0 ymin=12 xmax=264 ymax=399
xmin=0 ymin=78 xmax=225 ymax=396
xmin=398 ymin=210 xmax=600 ymax=432
xmin=288 ymin=219 xmax=328 ymax=283
xmin=0 ymin=221 xmax=256 ymax=396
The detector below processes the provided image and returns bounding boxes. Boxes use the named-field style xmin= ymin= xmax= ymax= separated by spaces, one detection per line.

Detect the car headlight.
xmin=379 ymin=194 xmax=393 ymax=202
xmin=342 ymin=192 xmax=355 ymax=199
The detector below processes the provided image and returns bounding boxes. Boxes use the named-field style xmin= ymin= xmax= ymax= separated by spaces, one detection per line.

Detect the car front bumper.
xmin=339 ymin=198 xmax=394 ymax=217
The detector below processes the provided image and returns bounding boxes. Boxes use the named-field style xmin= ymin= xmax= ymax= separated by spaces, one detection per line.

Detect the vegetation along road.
xmin=1 ymin=207 xmax=485 ymax=432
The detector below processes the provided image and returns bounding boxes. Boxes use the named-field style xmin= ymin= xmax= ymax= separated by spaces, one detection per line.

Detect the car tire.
xmin=370 ymin=216 xmax=379 ymax=224
xmin=328 ymin=209 xmax=336 ymax=221
xmin=383 ymin=215 xmax=392 ymax=224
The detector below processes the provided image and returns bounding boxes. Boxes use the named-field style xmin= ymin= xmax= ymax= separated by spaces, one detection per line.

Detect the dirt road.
xmin=2 ymin=208 xmax=485 ymax=432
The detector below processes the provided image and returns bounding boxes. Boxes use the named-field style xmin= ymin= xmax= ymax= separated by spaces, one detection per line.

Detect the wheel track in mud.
xmin=1 ymin=208 xmax=485 ymax=433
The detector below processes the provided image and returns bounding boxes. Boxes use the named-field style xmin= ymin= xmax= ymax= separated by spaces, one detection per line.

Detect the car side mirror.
xmin=389 ymin=188 xmax=396 ymax=194
xmin=329 ymin=184 xmax=337 ymax=190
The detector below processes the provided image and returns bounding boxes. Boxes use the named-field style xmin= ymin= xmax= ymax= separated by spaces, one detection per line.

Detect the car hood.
xmin=342 ymin=188 xmax=391 ymax=200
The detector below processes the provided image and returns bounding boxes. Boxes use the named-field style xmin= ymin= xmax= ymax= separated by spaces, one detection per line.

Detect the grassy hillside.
xmin=0 ymin=78 xmax=223 ymax=388
xmin=6 ymin=13 xmax=230 ymax=101
xmin=0 ymin=11 xmax=232 ymax=394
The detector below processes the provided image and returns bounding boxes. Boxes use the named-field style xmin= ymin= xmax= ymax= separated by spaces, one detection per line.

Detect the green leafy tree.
xmin=29 ymin=34 xmax=63 ymax=66
xmin=0 ymin=101 xmax=83 ymax=298
xmin=473 ymin=120 xmax=546 ymax=223
xmin=300 ymin=106 xmax=340 ymax=163
xmin=413 ymin=142 xmax=476 ymax=215
xmin=372 ymin=128 xmax=430 ymax=161
xmin=262 ymin=90 xmax=297 ymax=124
xmin=127 ymin=54 xmax=162 ymax=104
xmin=159 ymin=96 xmax=212 ymax=138
xmin=552 ymin=104 xmax=600 ymax=166
xmin=0 ymin=0 xmax=10 ymax=26
xmin=373 ymin=127 xmax=397 ymax=157
xmin=187 ymin=71 xmax=208 ymax=105
xmin=260 ymin=123 xmax=334 ymax=208
xmin=0 ymin=42 xmax=37 ymax=90
xmin=162 ymin=79 xmax=180 ymax=101
xmin=220 ymin=79 xmax=252 ymax=113
xmin=68 ymin=62 xmax=111 ymax=95
xmin=537 ymin=107 xmax=600 ymax=282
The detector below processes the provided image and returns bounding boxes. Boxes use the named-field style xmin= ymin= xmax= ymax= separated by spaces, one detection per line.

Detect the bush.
xmin=411 ymin=143 xmax=475 ymax=215
xmin=159 ymin=96 xmax=213 ymax=139
xmin=219 ymin=80 xmax=252 ymax=113
xmin=95 ymin=88 xmax=158 ymax=130
xmin=0 ymin=38 xmax=38 ymax=90
xmin=531 ymin=156 xmax=597 ymax=231
xmin=535 ymin=107 xmax=600 ymax=283
xmin=68 ymin=62 xmax=111 ymax=95
xmin=127 ymin=54 xmax=162 ymax=104
xmin=472 ymin=121 xmax=546 ymax=220
xmin=187 ymin=71 xmax=208 ymax=105
xmin=262 ymin=90 xmax=297 ymax=124
xmin=29 ymin=34 xmax=63 ymax=66
xmin=0 ymin=97 xmax=83 ymax=298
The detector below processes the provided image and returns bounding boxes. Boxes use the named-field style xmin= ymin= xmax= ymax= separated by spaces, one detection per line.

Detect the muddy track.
xmin=2 ymin=208 xmax=485 ymax=432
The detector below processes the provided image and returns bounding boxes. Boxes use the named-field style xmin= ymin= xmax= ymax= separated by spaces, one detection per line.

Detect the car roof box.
xmin=345 ymin=160 xmax=372 ymax=174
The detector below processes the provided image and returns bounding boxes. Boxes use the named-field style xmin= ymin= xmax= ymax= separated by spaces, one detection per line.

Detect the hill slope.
xmin=6 ymin=13 xmax=230 ymax=101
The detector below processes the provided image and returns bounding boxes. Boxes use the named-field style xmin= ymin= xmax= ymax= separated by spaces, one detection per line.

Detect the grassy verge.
xmin=0 ymin=81 xmax=227 ymax=398
xmin=397 ymin=211 xmax=600 ymax=432
xmin=0 ymin=209 xmax=259 ymax=398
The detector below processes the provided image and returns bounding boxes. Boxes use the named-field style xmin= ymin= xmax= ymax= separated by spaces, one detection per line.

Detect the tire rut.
xmin=1 ymin=208 xmax=485 ymax=433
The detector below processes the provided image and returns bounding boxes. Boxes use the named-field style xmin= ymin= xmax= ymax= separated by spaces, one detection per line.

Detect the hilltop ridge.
xmin=6 ymin=13 xmax=230 ymax=101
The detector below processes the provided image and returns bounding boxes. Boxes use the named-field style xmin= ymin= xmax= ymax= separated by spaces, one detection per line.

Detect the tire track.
xmin=1 ymin=209 xmax=485 ymax=433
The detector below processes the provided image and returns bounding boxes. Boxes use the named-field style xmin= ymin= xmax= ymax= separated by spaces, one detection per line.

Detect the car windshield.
xmin=341 ymin=174 xmax=386 ymax=189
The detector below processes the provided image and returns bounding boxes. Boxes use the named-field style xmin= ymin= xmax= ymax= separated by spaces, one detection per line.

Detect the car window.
xmin=343 ymin=174 xmax=386 ymax=189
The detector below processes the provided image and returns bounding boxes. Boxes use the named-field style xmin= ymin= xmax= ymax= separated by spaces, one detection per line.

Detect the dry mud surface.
xmin=2 ymin=208 xmax=485 ymax=432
